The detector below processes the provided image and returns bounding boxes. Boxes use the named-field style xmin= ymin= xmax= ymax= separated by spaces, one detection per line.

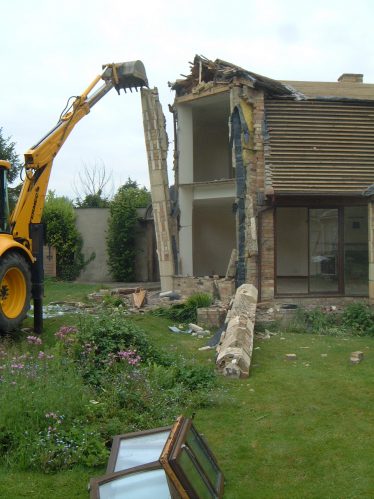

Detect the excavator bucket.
xmin=102 ymin=60 xmax=148 ymax=92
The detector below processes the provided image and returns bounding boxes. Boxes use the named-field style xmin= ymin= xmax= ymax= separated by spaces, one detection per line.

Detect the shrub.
xmin=56 ymin=311 xmax=168 ymax=387
xmin=1 ymin=312 xmax=218 ymax=472
xmin=288 ymin=307 xmax=342 ymax=336
xmin=287 ymin=303 xmax=374 ymax=337
xmin=342 ymin=302 xmax=374 ymax=336
xmin=106 ymin=179 xmax=150 ymax=281
xmin=152 ymin=293 xmax=213 ymax=323
xmin=42 ymin=192 xmax=92 ymax=280
xmin=0 ymin=345 xmax=107 ymax=471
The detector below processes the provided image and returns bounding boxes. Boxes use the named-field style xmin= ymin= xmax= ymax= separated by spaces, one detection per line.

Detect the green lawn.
xmin=1 ymin=280 xmax=373 ymax=498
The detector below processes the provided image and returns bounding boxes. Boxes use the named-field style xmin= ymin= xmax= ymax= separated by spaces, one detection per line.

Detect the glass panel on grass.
xmin=185 ymin=427 xmax=221 ymax=491
xmin=178 ymin=448 xmax=215 ymax=499
xmin=114 ymin=431 xmax=169 ymax=471
xmin=99 ymin=469 xmax=171 ymax=499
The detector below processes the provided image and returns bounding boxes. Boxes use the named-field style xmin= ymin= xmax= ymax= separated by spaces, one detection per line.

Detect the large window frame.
xmin=275 ymin=202 xmax=368 ymax=297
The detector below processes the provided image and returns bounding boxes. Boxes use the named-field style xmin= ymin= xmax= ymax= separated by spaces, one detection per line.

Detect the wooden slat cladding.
xmin=264 ymin=99 xmax=374 ymax=194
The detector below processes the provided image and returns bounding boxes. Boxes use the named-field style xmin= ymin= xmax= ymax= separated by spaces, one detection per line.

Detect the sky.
xmin=1 ymin=0 xmax=374 ymax=199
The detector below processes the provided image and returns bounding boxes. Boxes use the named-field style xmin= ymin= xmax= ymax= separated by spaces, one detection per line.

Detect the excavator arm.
xmin=10 ymin=61 xmax=148 ymax=248
xmin=0 ymin=60 xmax=147 ymax=333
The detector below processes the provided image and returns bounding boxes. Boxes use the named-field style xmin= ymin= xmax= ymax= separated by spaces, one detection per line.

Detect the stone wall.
xmin=260 ymin=208 xmax=275 ymax=301
xmin=172 ymin=276 xmax=235 ymax=302
xmin=141 ymin=88 xmax=175 ymax=291
xmin=75 ymin=208 xmax=158 ymax=283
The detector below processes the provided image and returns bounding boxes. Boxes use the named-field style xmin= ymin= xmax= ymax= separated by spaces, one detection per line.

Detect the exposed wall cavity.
xmin=230 ymin=105 xmax=247 ymax=286
xmin=175 ymin=92 xmax=235 ymax=278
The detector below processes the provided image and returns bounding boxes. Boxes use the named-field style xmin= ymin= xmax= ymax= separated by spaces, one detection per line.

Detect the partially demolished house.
xmin=142 ymin=56 xmax=374 ymax=305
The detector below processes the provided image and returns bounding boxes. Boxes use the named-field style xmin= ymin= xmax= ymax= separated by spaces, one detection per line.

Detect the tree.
xmin=42 ymin=192 xmax=92 ymax=280
xmin=0 ymin=127 xmax=23 ymax=211
xmin=0 ymin=127 xmax=22 ymax=183
xmin=74 ymin=161 xmax=113 ymax=208
xmin=107 ymin=179 xmax=151 ymax=281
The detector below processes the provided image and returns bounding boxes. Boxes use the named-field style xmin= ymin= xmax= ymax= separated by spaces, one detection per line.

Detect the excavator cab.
xmin=0 ymin=161 xmax=10 ymax=233
xmin=102 ymin=61 xmax=148 ymax=92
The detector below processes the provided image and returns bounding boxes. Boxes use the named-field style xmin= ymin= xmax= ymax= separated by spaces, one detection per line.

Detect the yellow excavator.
xmin=0 ymin=61 xmax=148 ymax=333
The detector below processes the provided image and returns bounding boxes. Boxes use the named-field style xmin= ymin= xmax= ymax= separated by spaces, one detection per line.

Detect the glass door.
xmin=309 ymin=208 xmax=339 ymax=293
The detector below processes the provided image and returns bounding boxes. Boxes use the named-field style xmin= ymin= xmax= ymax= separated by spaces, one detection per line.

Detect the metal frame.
xmin=273 ymin=200 xmax=369 ymax=297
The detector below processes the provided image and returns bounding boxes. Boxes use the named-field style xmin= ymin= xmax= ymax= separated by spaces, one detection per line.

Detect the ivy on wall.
xmin=42 ymin=192 xmax=91 ymax=280
xmin=106 ymin=179 xmax=151 ymax=282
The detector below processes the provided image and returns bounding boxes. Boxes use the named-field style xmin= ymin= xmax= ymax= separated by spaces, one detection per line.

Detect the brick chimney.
xmin=338 ymin=73 xmax=363 ymax=83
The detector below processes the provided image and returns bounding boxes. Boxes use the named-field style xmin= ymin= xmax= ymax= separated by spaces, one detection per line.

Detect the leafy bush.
xmin=56 ymin=312 xmax=167 ymax=387
xmin=42 ymin=192 xmax=92 ymax=280
xmin=342 ymin=302 xmax=374 ymax=336
xmin=0 ymin=311 xmax=217 ymax=472
xmin=107 ymin=179 xmax=151 ymax=281
xmin=0 ymin=344 xmax=107 ymax=471
xmin=288 ymin=303 xmax=374 ymax=337
xmin=152 ymin=293 xmax=213 ymax=323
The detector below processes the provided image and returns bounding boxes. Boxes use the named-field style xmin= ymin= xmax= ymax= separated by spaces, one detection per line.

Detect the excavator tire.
xmin=0 ymin=252 xmax=31 ymax=333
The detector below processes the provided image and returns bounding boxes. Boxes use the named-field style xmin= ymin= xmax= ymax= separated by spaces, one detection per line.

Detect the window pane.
xmin=186 ymin=427 xmax=220 ymax=490
xmin=276 ymin=208 xmax=308 ymax=294
xmin=344 ymin=206 xmax=368 ymax=295
xmin=99 ymin=469 xmax=171 ymax=499
xmin=309 ymin=209 xmax=339 ymax=293
xmin=114 ymin=431 xmax=170 ymax=471
xmin=178 ymin=448 xmax=214 ymax=499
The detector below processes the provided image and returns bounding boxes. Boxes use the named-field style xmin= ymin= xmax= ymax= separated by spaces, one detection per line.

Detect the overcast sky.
xmin=1 ymin=0 xmax=373 ymax=199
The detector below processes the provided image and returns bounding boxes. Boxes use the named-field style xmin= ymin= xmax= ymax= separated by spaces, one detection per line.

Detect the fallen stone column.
xmin=216 ymin=283 xmax=258 ymax=378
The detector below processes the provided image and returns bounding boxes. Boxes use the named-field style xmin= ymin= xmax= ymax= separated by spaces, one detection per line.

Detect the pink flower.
xmin=117 ymin=350 xmax=141 ymax=366
xmin=11 ymin=363 xmax=24 ymax=369
xmin=27 ymin=335 xmax=42 ymax=345
xmin=55 ymin=326 xmax=78 ymax=342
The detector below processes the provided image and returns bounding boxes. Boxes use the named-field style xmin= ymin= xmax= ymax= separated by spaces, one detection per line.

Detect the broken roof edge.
xmin=170 ymin=54 xmax=294 ymax=98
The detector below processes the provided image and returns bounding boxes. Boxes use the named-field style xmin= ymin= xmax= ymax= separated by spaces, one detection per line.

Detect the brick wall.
xmin=260 ymin=208 xmax=275 ymax=301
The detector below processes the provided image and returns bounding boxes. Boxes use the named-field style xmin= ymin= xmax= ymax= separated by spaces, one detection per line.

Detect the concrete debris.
xmin=188 ymin=323 xmax=204 ymax=332
xmin=197 ymin=306 xmax=227 ymax=328
xmin=350 ymin=351 xmax=364 ymax=364
xmin=159 ymin=291 xmax=181 ymax=300
xmin=285 ymin=353 xmax=297 ymax=361
xmin=255 ymin=331 xmax=271 ymax=340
